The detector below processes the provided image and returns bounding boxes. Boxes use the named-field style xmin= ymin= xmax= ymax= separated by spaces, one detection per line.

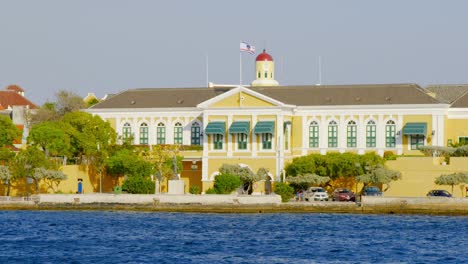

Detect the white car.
xmin=305 ymin=187 xmax=329 ymax=201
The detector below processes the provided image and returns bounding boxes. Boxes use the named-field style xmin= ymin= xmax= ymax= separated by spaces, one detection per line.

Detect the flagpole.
xmin=205 ymin=53 xmax=209 ymax=87
xmin=239 ymin=47 xmax=242 ymax=86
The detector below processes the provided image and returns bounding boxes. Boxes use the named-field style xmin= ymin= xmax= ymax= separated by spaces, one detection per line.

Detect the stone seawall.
xmin=1 ymin=195 xmax=467 ymax=215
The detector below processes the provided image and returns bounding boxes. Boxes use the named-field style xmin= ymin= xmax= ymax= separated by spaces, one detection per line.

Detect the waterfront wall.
xmin=385 ymin=157 xmax=468 ymax=198
xmin=36 ymin=193 xmax=282 ymax=205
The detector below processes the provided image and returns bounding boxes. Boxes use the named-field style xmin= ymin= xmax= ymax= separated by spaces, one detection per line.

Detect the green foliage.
xmin=357 ymin=164 xmax=402 ymax=191
xmin=205 ymin=188 xmax=217 ymax=194
xmin=0 ymin=147 xmax=15 ymax=163
xmin=213 ymin=173 xmax=242 ymax=194
xmin=189 ymin=185 xmax=200 ymax=194
xmin=0 ymin=115 xmax=21 ymax=147
xmin=32 ymin=167 xmax=68 ymax=194
xmin=142 ymin=145 xmax=183 ymax=181
xmin=286 ymin=173 xmax=331 ymax=191
xmin=106 ymin=149 xmax=154 ymax=178
xmin=28 ymin=121 xmax=71 ymax=157
xmin=61 ymin=111 xmax=116 ymax=159
xmin=86 ymin=98 xmax=100 ymax=108
xmin=285 ymin=152 xmax=384 ymax=179
xmin=217 ymin=164 xmax=268 ymax=194
xmin=453 ymin=145 xmax=468 ymax=157
xmin=122 ymin=176 xmax=155 ymax=194
xmin=274 ymin=182 xmax=295 ymax=202
xmin=383 ymin=151 xmax=397 ymax=160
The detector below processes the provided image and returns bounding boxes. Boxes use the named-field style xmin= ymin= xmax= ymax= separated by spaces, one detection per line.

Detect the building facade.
xmin=86 ymin=51 xmax=468 ymax=192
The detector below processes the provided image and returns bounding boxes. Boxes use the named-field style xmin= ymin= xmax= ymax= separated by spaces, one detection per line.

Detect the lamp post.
xmin=97 ymin=142 xmax=102 ymax=194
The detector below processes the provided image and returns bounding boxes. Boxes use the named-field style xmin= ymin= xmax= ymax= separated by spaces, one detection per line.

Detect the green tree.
xmin=357 ymin=164 xmax=402 ymax=191
xmin=55 ymin=90 xmax=85 ymax=117
xmin=43 ymin=169 xmax=67 ymax=193
xmin=10 ymin=147 xmax=50 ymax=194
xmin=286 ymin=173 xmax=331 ymax=191
xmin=122 ymin=176 xmax=155 ymax=194
xmin=107 ymin=149 xmax=153 ymax=178
xmin=213 ymin=173 xmax=242 ymax=194
xmin=28 ymin=121 xmax=72 ymax=157
xmin=218 ymin=164 xmax=268 ymax=194
xmin=0 ymin=115 xmax=21 ymax=147
xmin=435 ymin=173 xmax=468 ymax=195
xmin=0 ymin=165 xmax=12 ymax=196
xmin=61 ymin=111 xmax=116 ymax=161
xmin=274 ymin=182 xmax=295 ymax=202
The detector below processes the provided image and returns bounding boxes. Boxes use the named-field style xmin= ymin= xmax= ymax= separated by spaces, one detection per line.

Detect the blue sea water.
xmin=0 ymin=211 xmax=466 ymax=264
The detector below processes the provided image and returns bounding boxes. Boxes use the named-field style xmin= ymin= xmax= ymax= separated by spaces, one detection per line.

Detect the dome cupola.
xmin=251 ymin=49 xmax=279 ymax=87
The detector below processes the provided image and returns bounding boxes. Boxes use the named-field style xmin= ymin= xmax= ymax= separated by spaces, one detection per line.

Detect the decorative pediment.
xmin=197 ymin=86 xmax=293 ymax=108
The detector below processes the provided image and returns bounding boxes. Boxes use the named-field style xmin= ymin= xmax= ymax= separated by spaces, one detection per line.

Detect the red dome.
xmin=256 ymin=49 xmax=273 ymax=61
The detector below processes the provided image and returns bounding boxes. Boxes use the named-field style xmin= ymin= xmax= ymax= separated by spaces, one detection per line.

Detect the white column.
xmin=183 ymin=117 xmax=190 ymax=146
xmin=302 ymin=115 xmax=308 ymax=155
xmin=338 ymin=115 xmax=346 ymax=153
xmin=357 ymin=115 xmax=365 ymax=154
xmin=227 ymin=115 xmax=233 ymax=156
xmin=252 ymin=115 xmax=257 ymax=157
xmin=149 ymin=118 xmax=155 ymax=145
xmin=437 ymin=115 xmax=445 ymax=146
xmin=276 ymin=114 xmax=284 ymax=181
xmin=202 ymin=112 xmax=209 ymax=181
xmin=377 ymin=114 xmax=384 ymax=156
xmin=320 ymin=116 xmax=327 ymax=154
xmin=396 ymin=115 xmax=404 ymax=155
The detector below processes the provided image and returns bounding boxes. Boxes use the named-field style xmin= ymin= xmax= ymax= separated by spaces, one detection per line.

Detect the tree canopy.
xmin=0 ymin=115 xmax=21 ymax=147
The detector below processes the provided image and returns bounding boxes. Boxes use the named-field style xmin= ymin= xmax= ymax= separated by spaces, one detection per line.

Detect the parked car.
xmin=332 ymin=188 xmax=356 ymax=202
xmin=360 ymin=186 xmax=383 ymax=196
xmin=427 ymin=190 xmax=452 ymax=197
xmin=304 ymin=187 xmax=329 ymax=201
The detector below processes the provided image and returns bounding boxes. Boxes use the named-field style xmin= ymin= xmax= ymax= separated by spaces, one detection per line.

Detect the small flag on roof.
xmin=240 ymin=42 xmax=255 ymax=54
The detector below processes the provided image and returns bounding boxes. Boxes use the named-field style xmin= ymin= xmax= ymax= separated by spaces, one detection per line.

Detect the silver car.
xmin=305 ymin=187 xmax=329 ymax=201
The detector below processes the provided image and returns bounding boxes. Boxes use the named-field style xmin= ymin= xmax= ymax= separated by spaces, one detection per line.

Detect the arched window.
xmin=347 ymin=120 xmax=357 ymax=148
xmin=309 ymin=121 xmax=319 ymax=148
xmin=366 ymin=120 xmax=376 ymax=148
xmin=385 ymin=120 xmax=396 ymax=148
xmin=156 ymin=122 xmax=166 ymax=145
xmin=139 ymin=123 xmax=148 ymax=145
xmin=174 ymin=122 xmax=183 ymax=145
xmin=264 ymin=72 xmax=268 ymax=78
xmin=328 ymin=120 xmax=338 ymax=148
xmin=191 ymin=122 xmax=201 ymax=146
xmin=258 ymin=72 xmax=261 ymax=78
xmin=122 ymin=123 xmax=132 ymax=140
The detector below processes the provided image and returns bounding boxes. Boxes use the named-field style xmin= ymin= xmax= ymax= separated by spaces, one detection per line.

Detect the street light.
xmin=97 ymin=142 xmax=102 ymax=194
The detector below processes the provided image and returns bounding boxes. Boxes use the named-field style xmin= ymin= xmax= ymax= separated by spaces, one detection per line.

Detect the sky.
xmin=1 ymin=0 xmax=468 ymax=105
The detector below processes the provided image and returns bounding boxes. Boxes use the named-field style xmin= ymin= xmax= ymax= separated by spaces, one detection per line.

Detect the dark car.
xmin=332 ymin=188 xmax=356 ymax=202
xmin=427 ymin=190 xmax=452 ymax=197
xmin=361 ymin=186 xmax=383 ymax=196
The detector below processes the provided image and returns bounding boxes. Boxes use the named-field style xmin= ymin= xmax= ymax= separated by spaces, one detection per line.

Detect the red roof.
xmin=256 ymin=49 xmax=273 ymax=61
xmin=0 ymin=91 xmax=38 ymax=109
xmin=6 ymin=84 xmax=25 ymax=93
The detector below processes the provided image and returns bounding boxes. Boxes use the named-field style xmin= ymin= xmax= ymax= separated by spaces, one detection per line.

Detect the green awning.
xmin=403 ymin=123 xmax=427 ymax=135
xmin=254 ymin=121 xmax=275 ymax=134
xmin=204 ymin=122 xmax=225 ymax=135
xmin=229 ymin=121 xmax=250 ymax=134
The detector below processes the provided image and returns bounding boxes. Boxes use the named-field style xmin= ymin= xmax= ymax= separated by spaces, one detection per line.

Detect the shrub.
xmin=189 ymin=185 xmax=200 ymax=194
xmin=384 ymin=151 xmax=397 ymax=160
xmin=213 ymin=173 xmax=242 ymax=194
xmin=122 ymin=176 xmax=155 ymax=194
xmin=205 ymin=188 xmax=217 ymax=194
xmin=274 ymin=182 xmax=295 ymax=202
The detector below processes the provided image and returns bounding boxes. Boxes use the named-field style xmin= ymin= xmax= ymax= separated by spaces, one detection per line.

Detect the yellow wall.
xmin=445 ymin=118 xmax=468 ymax=145
xmin=211 ymin=93 xmax=240 ymax=108
xmin=291 ymin=116 xmax=303 ymax=152
xmin=386 ymin=157 xmax=468 ymax=198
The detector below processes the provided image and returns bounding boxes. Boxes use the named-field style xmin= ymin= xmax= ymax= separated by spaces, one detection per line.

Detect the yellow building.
xmin=86 ymin=50 xmax=468 ymax=193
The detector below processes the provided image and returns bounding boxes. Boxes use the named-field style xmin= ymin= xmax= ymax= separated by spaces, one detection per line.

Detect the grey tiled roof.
xmin=450 ymin=90 xmax=468 ymax=108
xmin=90 ymin=83 xmax=442 ymax=109
xmin=425 ymin=85 xmax=468 ymax=104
